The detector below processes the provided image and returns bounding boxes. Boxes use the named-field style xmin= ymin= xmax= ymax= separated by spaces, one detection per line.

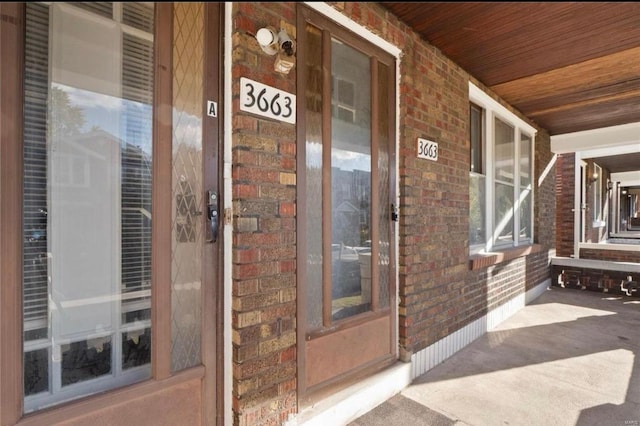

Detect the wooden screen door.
xmin=296 ymin=4 xmax=398 ymax=403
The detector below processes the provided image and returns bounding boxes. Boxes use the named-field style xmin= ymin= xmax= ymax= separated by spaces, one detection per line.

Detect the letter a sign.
xmin=207 ymin=100 xmax=218 ymax=118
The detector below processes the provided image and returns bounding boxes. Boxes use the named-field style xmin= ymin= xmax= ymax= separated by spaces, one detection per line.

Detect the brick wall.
xmin=555 ymin=153 xmax=575 ymax=256
xmin=392 ymin=17 xmax=473 ymax=358
xmin=535 ymin=130 xmax=556 ymax=251
xmin=230 ymin=2 xmax=556 ymax=424
xmin=580 ymin=248 xmax=640 ymax=263
xmin=232 ymin=3 xmax=298 ymax=426
xmin=552 ymin=265 xmax=639 ymax=296
xmin=392 ymin=48 xmax=555 ymax=356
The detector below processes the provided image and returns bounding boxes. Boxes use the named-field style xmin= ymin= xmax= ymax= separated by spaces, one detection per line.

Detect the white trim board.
xmin=551 ymin=121 xmax=640 ymax=154
xmin=410 ymin=280 xmax=550 ymax=379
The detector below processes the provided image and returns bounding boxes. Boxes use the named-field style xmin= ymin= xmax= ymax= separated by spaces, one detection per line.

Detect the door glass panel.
xmin=377 ymin=62 xmax=390 ymax=309
xmin=170 ymin=1 xmax=204 ymax=371
xmin=22 ymin=2 xmax=154 ymax=412
xmin=331 ymin=39 xmax=372 ymax=321
xmin=304 ymin=24 xmax=324 ymax=330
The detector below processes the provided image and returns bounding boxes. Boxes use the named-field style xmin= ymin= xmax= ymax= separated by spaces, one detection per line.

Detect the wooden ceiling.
xmin=380 ymin=2 xmax=640 ymax=136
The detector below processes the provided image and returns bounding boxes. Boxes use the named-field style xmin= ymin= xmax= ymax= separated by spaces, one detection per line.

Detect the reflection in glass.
xmin=470 ymin=104 xmax=483 ymax=174
xmin=494 ymin=117 xmax=515 ymax=245
xmin=495 ymin=182 xmax=514 ymax=243
xmin=470 ymin=174 xmax=486 ymax=246
xmin=520 ymin=133 xmax=531 ymax=187
xmin=22 ymin=2 xmax=154 ymax=412
xmin=61 ymin=337 xmax=112 ymax=387
xmin=494 ymin=118 xmax=514 ymax=184
xmin=24 ymin=349 xmax=48 ymax=396
xmin=520 ymin=190 xmax=532 ymax=240
xmin=377 ymin=62 xmax=391 ymax=309
xmin=330 ymin=39 xmax=372 ymax=321
xmin=122 ymin=328 xmax=152 ymax=369
xmin=305 ymin=24 xmax=324 ymax=329
xmin=519 ymin=133 xmax=532 ymax=240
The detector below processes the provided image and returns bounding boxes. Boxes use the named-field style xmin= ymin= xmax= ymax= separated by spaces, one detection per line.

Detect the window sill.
xmin=469 ymin=244 xmax=542 ymax=270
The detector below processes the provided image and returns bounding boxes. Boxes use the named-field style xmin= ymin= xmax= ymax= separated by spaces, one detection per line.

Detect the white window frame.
xmin=469 ymin=82 xmax=536 ymax=254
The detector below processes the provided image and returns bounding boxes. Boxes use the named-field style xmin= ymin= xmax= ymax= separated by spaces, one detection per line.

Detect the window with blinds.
xmin=22 ymin=2 xmax=155 ymax=412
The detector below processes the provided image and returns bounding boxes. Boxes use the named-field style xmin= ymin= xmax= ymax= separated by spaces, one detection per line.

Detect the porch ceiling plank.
xmin=490 ymin=47 xmax=640 ymax=106
xmin=534 ymin=96 xmax=640 ymax=136
xmin=511 ymin=80 xmax=640 ymax=116
xmin=526 ymin=89 xmax=640 ymax=119
xmin=381 ymin=2 xmax=640 ymax=136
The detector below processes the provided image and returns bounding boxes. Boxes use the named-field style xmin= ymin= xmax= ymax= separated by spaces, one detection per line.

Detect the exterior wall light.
xmin=255 ymin=27 xmax=296 ymax=74
xmin=256 ymin=27 xmax=280 ymax=56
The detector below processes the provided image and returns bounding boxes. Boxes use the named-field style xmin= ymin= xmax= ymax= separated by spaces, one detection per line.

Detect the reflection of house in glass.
xmin=331 ymin=166 xmax=372 ymax=315
xmin=23 ymin=127 xmax=152 ymax=397
xmin=331 ymin=167 xmax=371 ymax=247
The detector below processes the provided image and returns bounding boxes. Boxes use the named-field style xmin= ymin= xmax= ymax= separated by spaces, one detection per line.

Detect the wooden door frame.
xmin=202 ymin=2 xmax=225 ymax=424
xmin=0 ymin=2 xmax=26 ymax=424
xmin=295 ymin=3 xmax=398 ymax=405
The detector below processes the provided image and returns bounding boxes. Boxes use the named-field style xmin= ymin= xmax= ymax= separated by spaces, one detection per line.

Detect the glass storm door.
xmin=22 ymin=2 xmax=221 ymax=415
xmin=297 ymin=5 xmax=398 ymax=400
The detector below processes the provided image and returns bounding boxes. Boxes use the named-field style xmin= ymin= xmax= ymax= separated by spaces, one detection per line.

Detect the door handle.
xmin=207 ymin=190 xmax=219 ymax=243
xmin=391 ymin=203 xmax=399 ymax=222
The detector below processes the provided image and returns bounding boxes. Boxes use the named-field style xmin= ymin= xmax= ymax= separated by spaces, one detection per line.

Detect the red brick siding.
xmin=555 ymin=153 xmax=575 ymax=256
xmin=394 ymin=54 xmax=554 ymax=356
xmin=552 ymin=265 xmax=639 ymax=296
xmin=231 ymin=2 xmax=556 ymax=424
xmin=580 ymin=249 xmax=640 ymax=263
xmin=535 ymin=130 xmax=556 ymax=250
xmin=232 ymin=3 xmax=298 ymax=426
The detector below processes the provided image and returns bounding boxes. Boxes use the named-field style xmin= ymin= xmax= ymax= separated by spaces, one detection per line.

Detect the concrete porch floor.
xmin=349 ymin=287 xmax=640 ymax=426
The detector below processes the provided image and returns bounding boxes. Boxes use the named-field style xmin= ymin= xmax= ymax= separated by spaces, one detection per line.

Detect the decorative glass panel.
xmin=377 ymin=62 xmax=390 ymax=309
xmin=170 ymin=1 xmax=204 ymax=371
xmin=330 ymin=39 xmax=372 ymax=321
xmin=304 ymin=24 xmax=324 ymax=329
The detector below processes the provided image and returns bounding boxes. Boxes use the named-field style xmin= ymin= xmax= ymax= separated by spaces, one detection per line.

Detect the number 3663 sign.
xmin=417 ymin=137 xmax=438 ymax=161
xmin=240 ymin=77 xmax=296 ymax=124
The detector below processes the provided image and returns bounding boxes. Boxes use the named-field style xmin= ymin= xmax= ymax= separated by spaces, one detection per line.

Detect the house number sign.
xmin=240 ymin=77 xmax=296 ymax=124
xmin=417 ymin=137 xmax=438 ymax=161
